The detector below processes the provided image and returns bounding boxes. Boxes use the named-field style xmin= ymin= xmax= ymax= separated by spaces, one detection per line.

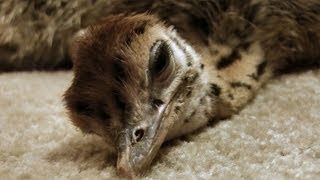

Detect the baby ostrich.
xmin=64 ymin=0 xmax=320 ymax=178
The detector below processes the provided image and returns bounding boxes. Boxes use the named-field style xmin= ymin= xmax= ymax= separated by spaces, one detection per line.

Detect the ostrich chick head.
xmin=64 ymin=14 xmax=214 ymax=177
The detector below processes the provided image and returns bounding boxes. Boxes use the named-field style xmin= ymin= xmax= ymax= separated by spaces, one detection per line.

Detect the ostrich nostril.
xmin=132 ymin=128 xmax=145 ymax=143
xmin=152 ymin=99 xmax=164 ymax=109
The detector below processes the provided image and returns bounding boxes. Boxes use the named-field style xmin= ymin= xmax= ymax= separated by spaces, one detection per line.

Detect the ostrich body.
xmin=61 ymin=0 xmax=320 ymax=178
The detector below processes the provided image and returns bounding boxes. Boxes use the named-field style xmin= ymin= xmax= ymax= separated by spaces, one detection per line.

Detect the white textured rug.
xmin=0 ymin=70 xmax=319 ymax=179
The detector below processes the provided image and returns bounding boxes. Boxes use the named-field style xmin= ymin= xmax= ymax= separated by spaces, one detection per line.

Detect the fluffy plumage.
xmin=1 ymin=0 xmax=320 ymax=177
xmin=62 ymin=0 xmax=320 ymax=177
xmin=1 ymin=0 xmax=319 ymax=71
xmin=0 ymin=0 xmax=114 ymax=70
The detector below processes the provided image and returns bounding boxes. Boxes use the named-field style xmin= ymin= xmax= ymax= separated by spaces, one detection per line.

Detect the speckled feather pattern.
xmin=1 ymin=0 xmax=320 ymax=178
xmin=0 ymin=0 xmax=114 ymax=70
xmin=1 ymin=0 xmax=319 ymax=70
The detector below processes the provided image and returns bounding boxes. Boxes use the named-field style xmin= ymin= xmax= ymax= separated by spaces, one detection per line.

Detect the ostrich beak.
xmin=116 ymin=103 xmax=172 ymax=178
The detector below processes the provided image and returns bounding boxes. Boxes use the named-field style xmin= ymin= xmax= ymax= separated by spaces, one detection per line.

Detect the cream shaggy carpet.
xmin=0 ymin=70 xmax=320 ymax=179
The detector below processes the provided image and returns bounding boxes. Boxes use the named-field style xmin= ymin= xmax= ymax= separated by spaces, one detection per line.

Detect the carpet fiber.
xmin=0 ymin=70 xmax=319 ymax=179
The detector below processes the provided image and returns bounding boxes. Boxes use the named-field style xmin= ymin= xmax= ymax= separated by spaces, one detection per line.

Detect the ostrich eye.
xmin=149 ymin=40 xmax=175 ymax=82
xmin=150 ymin=41 xmax=170 ymax=75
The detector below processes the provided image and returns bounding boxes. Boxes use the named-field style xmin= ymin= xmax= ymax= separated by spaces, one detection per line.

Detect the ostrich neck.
xmin=165 ymin=58 xmax=217 ymax=140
